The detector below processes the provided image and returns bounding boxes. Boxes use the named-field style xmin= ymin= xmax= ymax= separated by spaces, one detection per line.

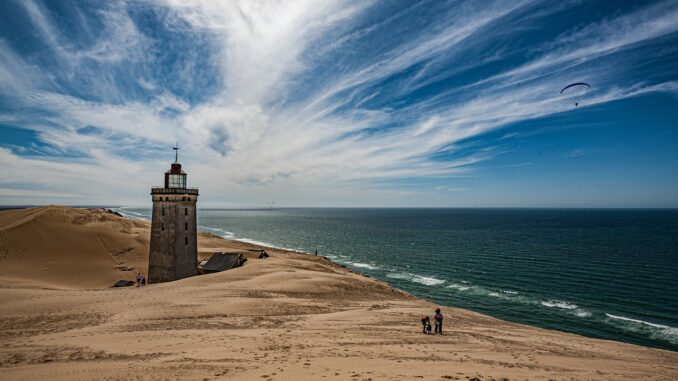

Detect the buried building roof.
xmin=200 ymin=252 xmax=247 ymax=273
xmin=112 ymin=280 xmax=135 ymax=288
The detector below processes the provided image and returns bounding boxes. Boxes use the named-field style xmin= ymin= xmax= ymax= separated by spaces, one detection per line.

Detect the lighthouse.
xmin=148 ymin=144 xmax=199 ymax=283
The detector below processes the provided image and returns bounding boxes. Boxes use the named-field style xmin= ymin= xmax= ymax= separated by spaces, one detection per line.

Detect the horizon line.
xmin=2 ymin=204 xmax=677 ymax=211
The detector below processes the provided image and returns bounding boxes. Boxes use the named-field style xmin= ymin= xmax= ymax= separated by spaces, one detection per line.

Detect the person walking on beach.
xmin=434 ymin=308 xmax=443 ymax=335
xmin=136 ymin=272 xmax=142 ymax=287
xmin=420 ymin=316 xmax=431 ymax=334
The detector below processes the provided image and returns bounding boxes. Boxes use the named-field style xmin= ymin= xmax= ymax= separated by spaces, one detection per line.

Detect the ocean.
xmin=115 ymin=207 xmax=678 ymax=351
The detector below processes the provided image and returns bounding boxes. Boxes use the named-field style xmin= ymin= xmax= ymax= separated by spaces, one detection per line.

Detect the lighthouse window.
xmin=185 ymin=237 xmax=188 ymax=245
xmin=182 ymin=197 xmax=186 ymax=201
xmin=185 ymin=222 xmax=188 ymax=230
xmin=184 ymin=208 xmax=188 ymax=215
xmin=162 ymin=207 xmax=165 ymax=216
xmin=168 ymin=174 xmax=186 ymax=188
xmin=161 ymin=223 xmax=164 ymax=231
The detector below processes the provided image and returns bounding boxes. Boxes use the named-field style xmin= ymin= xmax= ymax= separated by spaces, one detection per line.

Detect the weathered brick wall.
xmin=148 ymin=193 xmax=198 ymax=283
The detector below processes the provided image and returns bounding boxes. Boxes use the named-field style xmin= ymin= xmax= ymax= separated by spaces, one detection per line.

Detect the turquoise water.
xmin=116 ymin=207 xmax=678 ymax=351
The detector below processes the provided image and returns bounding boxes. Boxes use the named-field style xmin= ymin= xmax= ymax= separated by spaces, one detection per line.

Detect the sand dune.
xmin=0 ymin=206 xmax=151 ymax=288
xmin=0 ymin=206 xmax=237 ymax=289
xmin=0 ymin=206 xmax=676 ymax=380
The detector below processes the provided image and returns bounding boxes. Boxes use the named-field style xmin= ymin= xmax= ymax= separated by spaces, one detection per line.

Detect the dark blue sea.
xmin=115 ymin=207 xmax=678 ymax=351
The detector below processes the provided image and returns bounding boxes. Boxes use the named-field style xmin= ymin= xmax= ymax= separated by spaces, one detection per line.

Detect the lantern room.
xmin=165 ymin=162 xmax=187 ymax=189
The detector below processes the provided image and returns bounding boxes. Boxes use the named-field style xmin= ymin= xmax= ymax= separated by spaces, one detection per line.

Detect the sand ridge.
xmin=0 ymin=206 xmax=676 ymax=380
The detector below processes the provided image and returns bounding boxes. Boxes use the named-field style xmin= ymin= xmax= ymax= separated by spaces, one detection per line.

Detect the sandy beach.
xmin=0 ymin=206 xmax=676 ymax=380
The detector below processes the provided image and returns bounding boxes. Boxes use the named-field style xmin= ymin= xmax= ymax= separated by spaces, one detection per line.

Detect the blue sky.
xmin=0 ymin=0 xmax=677 ymax=207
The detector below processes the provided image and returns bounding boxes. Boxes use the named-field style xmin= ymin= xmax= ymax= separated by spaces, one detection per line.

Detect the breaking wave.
xmin=574 ymin=310 xmax=592 ymax=318
xmin=346 ymin=262 xmax=379 ymax=270
xmin=199 ymin=226 xmax=235 ymax=238
xmin=387 ymin=272 xmax=445 ymax=286
xmin=541 ymin=300 xmax=578 ymax=310
xmin=447 ymin=283 xmax=470 ymax=291
xmin=112 ymin=208 xmax=150 ymax=220
xmin=605 ymin=314 xmax=678 ymax=344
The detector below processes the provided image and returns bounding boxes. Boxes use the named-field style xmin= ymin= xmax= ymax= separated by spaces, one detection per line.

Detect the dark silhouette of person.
xmin=420 ymin=316 xmax=430 ymax=334
xmin=434 ymin=308 xmax=443 ymax=335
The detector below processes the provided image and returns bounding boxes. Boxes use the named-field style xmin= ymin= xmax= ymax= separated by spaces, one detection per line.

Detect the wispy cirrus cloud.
xmin=0 ymin=0 xmax=677 ymax=207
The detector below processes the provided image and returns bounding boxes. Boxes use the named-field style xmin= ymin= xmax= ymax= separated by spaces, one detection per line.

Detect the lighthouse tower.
xmin=148 ymin=145 xmax=199 ymax=283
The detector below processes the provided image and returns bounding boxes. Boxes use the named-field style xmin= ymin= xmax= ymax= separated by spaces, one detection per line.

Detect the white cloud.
xmin=1 ymin=0 xmax=677 ymax=206
xmin=21 ymin=0 xmax=150 ymax=63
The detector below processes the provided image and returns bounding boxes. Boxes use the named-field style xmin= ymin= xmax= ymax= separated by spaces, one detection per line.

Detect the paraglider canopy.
xmin=560 ymin=82 xmax=591 ymax=107
xmin=560 ymin=82 xmax=590 ymax=94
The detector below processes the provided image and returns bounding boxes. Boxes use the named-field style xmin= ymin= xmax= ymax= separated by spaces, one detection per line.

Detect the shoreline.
xmin=7 ymin=205 xmax=678 ymax=352
xmin=1 ymin=206 xmax=677 ymax=380
xmin=113 ymin=207 xmax=311 ymax=254
xmin=111 ymin=206 xmax=678 ymax=352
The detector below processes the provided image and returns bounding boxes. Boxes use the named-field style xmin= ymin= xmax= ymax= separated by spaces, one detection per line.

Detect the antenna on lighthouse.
xmin=173 ymin=141 xmax=180 ymax=163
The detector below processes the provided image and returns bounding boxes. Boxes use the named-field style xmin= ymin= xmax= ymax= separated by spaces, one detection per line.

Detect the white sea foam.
xmin=487 ymin=290 xmax=520 ymax=298
xmin=112 ymin=208 xmax=150 ymax=220
xmin=237 ymin=237 xmax=302 ymax=252
xmin=447 ymin=283 xmax=470 ymax=291
xmin=574 ymin=310 xmax=592 ymax=318
xmin=541 ymin=300 xmax=578 ymax=310
xmin=605 ymin=314 xmax=673 ymax=329
xmin=199 ymin=226 xmax=235 ymax=238
xmin=347 ymin=262 xmax=378 ymax=270
xmin=386 ymin=273 xmax=410 ymax=280
xmin=604 ymin=313 xmax=678 ymax=344
xmin=412 ymin=276 xmax=445 ymax=286
xmin=386 ymin=272 xmax=445 ymax=286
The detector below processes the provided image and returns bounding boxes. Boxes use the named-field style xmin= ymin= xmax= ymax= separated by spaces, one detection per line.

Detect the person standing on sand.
xmin=136 ymin=272 xmax=141 ymax=287
xmin=434 ymin=308 xmax=443 ymax=335
xmin=421 ymin=316 xmax=430 ymax=334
